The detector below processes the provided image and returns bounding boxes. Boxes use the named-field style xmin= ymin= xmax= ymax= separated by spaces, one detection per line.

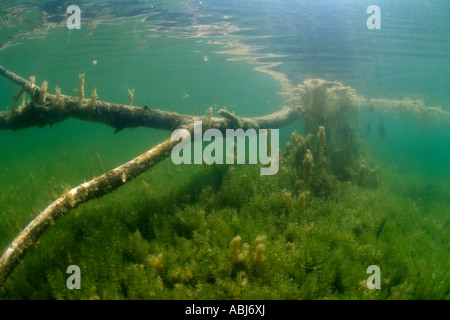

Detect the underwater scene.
xmin=0 ymin=0 xmax=448 ymax=300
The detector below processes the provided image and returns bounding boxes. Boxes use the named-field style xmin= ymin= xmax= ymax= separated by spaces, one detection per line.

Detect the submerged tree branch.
xmin=0 ymin=136 xmax=181 ymax=287
xmin=0 ymin=65 xmax=300 ymax=287
xmin=0 ymin=64 xmax=195 ymax=132
xmin=0 ymin=65 xmax=300 ymax=133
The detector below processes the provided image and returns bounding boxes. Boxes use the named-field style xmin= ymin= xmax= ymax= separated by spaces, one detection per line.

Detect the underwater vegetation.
xmin=283 ymin=79 xmax=378 ymax=189
xmin=0 ymin=161 xmax=448 ymax=300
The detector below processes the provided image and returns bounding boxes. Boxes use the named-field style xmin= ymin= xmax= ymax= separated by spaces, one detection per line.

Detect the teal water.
xmin=0 ymin=0 xmax=448 ymax=299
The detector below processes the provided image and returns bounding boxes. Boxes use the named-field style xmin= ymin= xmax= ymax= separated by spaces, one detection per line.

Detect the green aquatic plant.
xmin=302 ymin=149 xmax=314 ymax=186
xmin=78 ymin=73 xmax=85 ymax=107
xmin=54 ymin=87 xmax=63 ymax=108
xmin=76 ymin=74 xmax=98 ymax=110
xmin=283 ymin=79 xmax=362 ymax=182
xmin=317 ymin=125 xmax=326 ymax=150
xmin=87 ymin=87 xmax=98 ymax=110
xmin=38 ymin=81 xmax=48 ymax=105
xmin=8 ymin=75 xmax=36 ymax=122
xmin=128 ymin=89 xmax=135 ymax=106
xmin=0 ymin=160 xmax=448 ymax=300
xmin=357 ymin=163 xmax=379 ymax=188
xmin=283 ymin=127 xmax=336 ymax=197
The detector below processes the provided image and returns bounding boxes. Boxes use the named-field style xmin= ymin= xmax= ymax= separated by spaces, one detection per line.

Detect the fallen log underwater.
xmin=0 ymin=65 xmax=300 ymax=287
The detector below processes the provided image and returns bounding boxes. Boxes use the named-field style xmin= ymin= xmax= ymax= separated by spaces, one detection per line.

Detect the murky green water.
xmin=0 ymin=0 xmax=448 ymax=300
